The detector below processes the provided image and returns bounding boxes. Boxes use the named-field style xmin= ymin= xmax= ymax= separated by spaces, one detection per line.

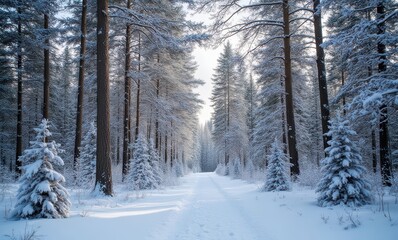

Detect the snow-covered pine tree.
xmin=231 ymin=157 xmax=242 ymax=179
xmin=148 ymin=138 xmax=162 ymax=186
xmin=172 ymin=159 xmax=184 ymax=178
xmin=262 ymin=138 xmax=291 ymax=192
xmin=78 ymin=121 xmax=96 ymax=187
xmin=211 ymin=43 xmax=248 ymax=171
xmin=12 ymin=119 xmax=70 ymax=219
xmin=244 ymin=158 xmax=255 ymax=180
xmin=128 ymin=135 xmax=157 ymax=190
xmin=316 ymin=114 xmax=372 ymax=207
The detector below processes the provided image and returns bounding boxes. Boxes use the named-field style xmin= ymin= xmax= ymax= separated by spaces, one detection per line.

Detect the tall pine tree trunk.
xmin=155 ymin=55 xmax=160 ymax=150
xmin=122 ymin=0 xmax=131 ymax=181
xmin=43 ymin=13 xmax=50 ymax=120
xmin=313 ymin=0 xmax=330 ymax=152
xmin=96 ymin=0 xmax=113 ymax=195
xmin=73 ymin=0 xmax=87 ymax=182
xmin=16 ymin=6 xmax=23 ymax=177
xmin=377 ymin=3 xmax=391 ymax=186
xmin=282 ymin=0 xmax=299 ymax=176
xmin=371 ymin=130 xmax=377 ymax=173
xmin=134 ymin=32 xmax=141 ymax=141
xmin=280 ymin=76 xmax=287 ymax=155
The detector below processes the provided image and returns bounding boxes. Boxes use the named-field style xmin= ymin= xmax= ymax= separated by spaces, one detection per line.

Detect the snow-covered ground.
xmin=0 ymin=172 xmax=397 ymax=240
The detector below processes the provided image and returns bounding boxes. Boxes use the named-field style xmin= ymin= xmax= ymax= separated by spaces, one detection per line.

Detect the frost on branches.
xmin=11 ymin=119 xmax=71 ymax=219
xmin=316 ymin=115 xmax=372 ymax=207
xmin=262 ymin=139 xmax=290 ymax=192
xmin=78 ymin=122 xmax=96 ymax=187
xmin=128 ymin=135 xmax=158 ymax=190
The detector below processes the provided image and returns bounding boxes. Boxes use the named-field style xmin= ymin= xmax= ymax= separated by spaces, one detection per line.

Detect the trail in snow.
xmin=155 ymin=173 xmax=268 ymax=240
xmin=1 ymin=172 xmax=397 ymax=240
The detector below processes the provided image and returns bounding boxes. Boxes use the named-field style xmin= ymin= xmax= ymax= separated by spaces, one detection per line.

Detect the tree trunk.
xmin=371 ymin=130 xmax=377 ymax=173
xmin=122 ymin=0 xmax=131 ymax=181
xmin=43 ymin=13 xmax=50 ymax=120
xmin=96 ymin=0 xmax=113 ymax=195
xmin=341 ymin=71 xmax=346 ymax=115
xmin=280 ymin=75 xmax=287 ymax=155
xmin=313 ymin=0 xmax=330 ymax=153
xmin=155 ymin=54 xmax=160 ymax=150
xmin=16 ymin=6 xmax=23 ymax=177
xmin=282 ymin=0 xmax=299 ymax=176
xmin=134 ymin=32 xmax=141 ymax=141
xmin=377 ymin=3 xmax=391 ymax=187
xmin=73 ymin=0 xmax=87 ymax=182
xmin=164 ymin=134 xmax=168 ymax=164
xmin=170 ymin=122 xmax=173 ymax=168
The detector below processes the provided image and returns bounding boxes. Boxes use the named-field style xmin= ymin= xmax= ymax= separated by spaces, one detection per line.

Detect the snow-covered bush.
xmin=261 ymin=139 xmax=291 ymax=192
xmin=11 ymin=119 xmax=71 ymax=219
xmin=128 ymin=135 xmax=158 ymax=190
xmin=77 ymin=122 xmax=96 ymax=187
xmin=316 ymin=115 xmax=372 ymax=207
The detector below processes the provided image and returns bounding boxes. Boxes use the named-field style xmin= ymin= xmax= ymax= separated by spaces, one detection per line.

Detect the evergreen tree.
xmin=231 ymin=157 xmax=242 ymax=179
xmin=316 ymin=114 xmax=372 ymax=207
xmin=172 ymin=159 xmax=184 ymax=178
xmin=262 ymin=139 xmax=291 ymax=192
xmin=78 ymin=121 xmax=96 ymax=187
xmin=148 ymin=138 xmax=162 ymax=186
xmin=128 ymin=135 xmax=157 ymax=190
xmin=244 ymin=158 xmax=255 ymax=180
xmin=211 ymin=43 xmax=248 ymax=169
xmin=12 ymin=119 xmax=70 ymax=219
xmin=322 ymin=0 xmax=398 ymax=186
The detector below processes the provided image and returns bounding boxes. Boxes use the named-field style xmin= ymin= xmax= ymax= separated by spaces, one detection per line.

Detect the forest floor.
xmin=0 ymin=172 xmax=397 ymax=240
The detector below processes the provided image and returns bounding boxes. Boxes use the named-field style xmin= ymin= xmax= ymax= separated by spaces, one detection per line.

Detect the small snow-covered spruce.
xmin=148 ymin=138 xmax=162 ymax=186
xmin=12 ymin=119 xmax=71 ymax=219
xmin=128 ymin=135 xmax=157 ymax=190
xmin=262 ymin=139 xmax=291 ymax=192
xmin=172 ymin=159 xmax=184 ymax=178
xmin=231 ymin=157 xmax=242 ymax=179
xmin=316 ymin=115 xmax=372 ymax=207
xmin=78 ymin=122 xmax=96 ymax=187
xmin=245 ymin=158 xmax=255 ymax=180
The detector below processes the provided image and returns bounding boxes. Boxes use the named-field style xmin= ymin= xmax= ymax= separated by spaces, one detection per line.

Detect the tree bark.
xmin=73 ymin=0 xmax=87 ymax=182
xmin=282 ymin=0 xmax=299 ymax=176
xmin=371 ymin=130 xmax=377 ymax=173
xmin=43 ymin=13 xmax=50 ymax=120
xmin=280 ymin=76 xmax=287 ymax=155
xmin=96 ymin=0 xmax=113 ymax=195
xmin=134 ymin=32 xmax=141 ymax=141
xmin=313 ymin=0 xmax=330 ymax=153
xmin=155 ymin=55 xmax=160 ymax=150
xmin=377 ymin=3 xmax=391 ymax=187
xmin=164 ymin=134 xmax=168 ymax=164
xmin=122 ymin=0 xmax=131 ymax=181
xmin=16 ymin=6 xmax=23 ymax=177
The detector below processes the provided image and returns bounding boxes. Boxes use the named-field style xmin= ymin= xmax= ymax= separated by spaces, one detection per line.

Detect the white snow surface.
xmin=1 ymin=172 xmax=397 ymax=240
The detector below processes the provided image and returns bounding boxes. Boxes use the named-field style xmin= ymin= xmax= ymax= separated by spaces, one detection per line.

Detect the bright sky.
xmin=187 ymin=9 xmax=222 ymax=126
xmin=188 ymin=6 xmax=242 ymax=126
xmin=192 ymin=45 xmax=221 ymax=125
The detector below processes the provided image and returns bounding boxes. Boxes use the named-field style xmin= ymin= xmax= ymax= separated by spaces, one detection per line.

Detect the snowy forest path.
xmin=156 ymin=172 xmax=271 ymax=240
